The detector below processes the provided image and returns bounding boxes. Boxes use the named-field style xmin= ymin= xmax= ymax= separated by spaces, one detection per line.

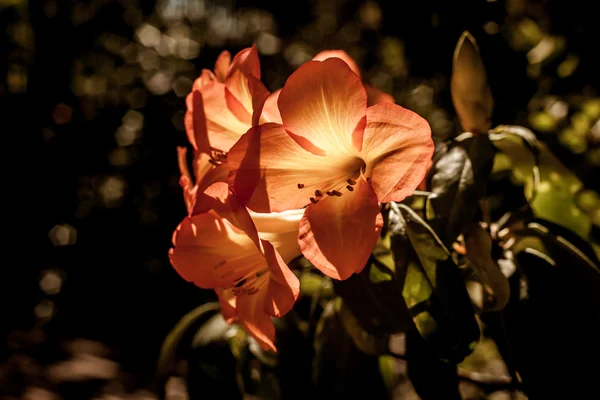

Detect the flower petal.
xmin=278 ymin=58 xmax=367 ymax=155
xmin=298 ymin=178 xmax=383 ymax=280
xmin=214 ymin=50 xmax=231 ymax=82
xmin=365 ymin=84 xmax=395 ymax=106
xmin=362 ymin=103 xmax=434 ymax=203
xmin=184 ymin=91 xmax=211 ymax=155
xmin=169 ymin=213 xmax=264 ymax=289
xmin=237 ymin=288 xmax=276 ymax=351
xmin=261 ymin=89 xmax=282 ymax=124
xmin=227 ymin=44 xmax=261 ymax=80
xmin=228 ymin=123 xmax=362 ymax=213
xmin=200 ymin=80 xmax=251 ymax=152
xmin=216 ymin=288 xmax=237 ymax=323
xmin=312 ymin=49 xmax=361 ymax=77
xmin=261 ymin=239 xmax=300 ymax=317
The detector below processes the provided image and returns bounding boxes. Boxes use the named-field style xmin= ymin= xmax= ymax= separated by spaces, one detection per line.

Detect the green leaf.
xmin=451 ymin=31 xmax=493 ymax=134
xmin=427 ymin=134 xmax=495 ymax=247
xmin=464 ymin=223 xmax=511 ymax=311
xmin=336 ymin=299 xmax=390 ymax=356
xmin=156 ymin=302 xmax=221 ymax=380
xmin=333 ymin=230 xmax=414 ymax=336
xmin=397 ymin=204 xmax=480 ymax=363
xmin=378 ymin=355 xmax=400 ymax=395
xmin=312 ymin=301 xmax=388 ymax=399
xmin=490 ymin=125 xmax=591 ymax=239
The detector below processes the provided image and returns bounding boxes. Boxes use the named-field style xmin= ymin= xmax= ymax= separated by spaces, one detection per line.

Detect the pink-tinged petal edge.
xmin=312 ymin=49 xmax=361 ymax=78
xmin=362 ymin=102 xmax=434 ymax=203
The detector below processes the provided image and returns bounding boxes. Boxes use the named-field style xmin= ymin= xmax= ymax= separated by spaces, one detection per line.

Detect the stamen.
xmin=326 ymin=191 xmax=333 ymax=196
xmin=346 ymin=185 xmax=354 ymax=192
xmin=213 ymin=260 xmax=226 ymax=270
xmin=234 ymin=278 xmax=246 ymax=288
xmin=331 ymin=190 xmax=342 ymax=197
xmin=366 ymin=177 xmax=371 ymax=183
xmin=310 ymin=197 xmax=319 ymax=204
xmin=208 ymin=159 xmax=220 ymax=166
xmin=297 ymin=183 xmax=305 ymax=189
xmin=347 ymin=179 xmax=357 ymax=185
xmin=315 ymin=189 xmax=323 ymax=197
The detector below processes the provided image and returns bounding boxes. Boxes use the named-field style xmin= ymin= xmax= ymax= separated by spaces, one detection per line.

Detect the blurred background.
xmin=2 ymin=0 xmax=599 ymax=398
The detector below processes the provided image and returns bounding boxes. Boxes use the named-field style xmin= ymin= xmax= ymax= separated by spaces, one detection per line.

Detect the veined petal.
xmin=214 ymin=50 xmax=231 ymax=82
xmin=298 ymin=178 xmax=383 ymax=280
xmin=225 ymin=70 xmax=253 ymax=124
xmin=228 ymin=123 xmax=363 ymax=213
xmin=365 ymin=84 xmax=395 ymax=106
xmin=184 ymin=91 xmax=211 ymax=155
xmin=312 ymin=49 xmax=361 ymax=78
xmin=169 ymin=213 xmax=265 ymax=289
xmin=227 ymin=44 xmax=261 ymax=80
xmin=262 ymin=239 xmax=300 ymax=317
xmin=362 ymin=103 xmax=434 ymax=203
xmin=200 ymin=80 xmax=251 ymax=152
xmin=237 ymin=288 xmax=276 ymax=351
xmin=248 ymin=75 xmax=270 ymax=127
xmin=261 ymin=89 xmax=282 ymax=124
xmin=278 ymin=58 xmax=367 ymax=155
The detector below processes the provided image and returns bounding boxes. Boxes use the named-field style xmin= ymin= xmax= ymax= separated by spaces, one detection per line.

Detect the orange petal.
xmin=176 ymin=147 xmax=197 ymax=214
xmin=228 ymin=123 xmax=360 ymax=213
xmin=261 ymin=89 xmax=282 ymax=124
xmin=261 ymin=239 xmax=300 ymax=317
xmin=247 ymin=75 xmax=270 ymax=127
xmin=362 ymin=103 xmax=434 ymax=203
xmin=214 ymin=50 xmax=231 ymax=82
xmin=237 ymin=288 xmax=276 ymax=351
xmin=227 ymin=44 xmax=261 ymax=80
xmin=216 ymin=288 xmax=237 ymax=323
xmin=312 ymin=49 xmax=361 ymax=78
xmin=225 ymin=70 xmax=253 ymax=124
xmin=184 ymin=91 xmax=211 ymax=155
xmin=365 ymin=84 xmax=395 ymax=106
xmin=278 ymin=58 xmax=367 ymax=155
xmin=298 ymin=178 xmax=383 ymax=280
xmin=200 ymin=80 xmax=251 ymax=152
xmin=169 ymin=213 xmax=264 ymax=289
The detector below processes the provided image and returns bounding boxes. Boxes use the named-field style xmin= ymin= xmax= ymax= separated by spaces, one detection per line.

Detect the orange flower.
xmin=228 ymin=58 xmax=434 ymax=280
xmin=169 ymin=180 xmax=302 ymax=351
xmin=185 ymin=44 xmax=277 ymax=155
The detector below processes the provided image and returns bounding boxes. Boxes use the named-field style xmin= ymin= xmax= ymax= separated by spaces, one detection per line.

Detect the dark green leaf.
xmin=451 ymin=31 xmax=493 ymax=134
xmin=333 ymin=233 xmax=414 ymax=336
xmin=397 ymin=204 xmax=480 ymax=363
xmin=426 ymin=134 xmax=495 ymax=247
xmin=312 ymin=301 xmax=388 ymax=399
xmin=156 ymin=302 xmax=221 ymax=380
xmin=464 ymin=223 xmax=510 ymax=311
xmin=336 ymin=299 xmax=390 ymax=356
xmin=489 ymin=125 xmax=591 ymax=239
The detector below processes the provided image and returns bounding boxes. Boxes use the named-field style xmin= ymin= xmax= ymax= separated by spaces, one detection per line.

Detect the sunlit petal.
xmin=169 ymin=213 xmax=264 ymax=289
xmin=227 ymin=44 xmax=261 ymax=80
xmin=298 ymin=178 xmax=383 ymax=280
xmin=237 ymin=289 xmax=276 ymax=351
xmin=365 ymin=84 xmax=395 ymax=106
xmin=261 ymin=89 xmax=282 ymax=124
xmin=262 ymin=240 xmax=300 ymax=317
xmin=228 ymin=123 xmax=363 ymax=213
xmin=214 ymin=50 xmax=231 ymax=82
xmin=312 ymin=49 xmax=361 ymax=77
xmin=184 ymin=91 xmax=211 ymax=155
xmin=278 ymin=58 xmax=367 ymax=155
xmin=362 ymin=103 xmax=434 ymax=203
xmin=216 ymin=288 xmax=237 ymax=323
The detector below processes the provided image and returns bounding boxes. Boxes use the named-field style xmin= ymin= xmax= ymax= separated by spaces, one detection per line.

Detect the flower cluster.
xmin=169 ymin=45 xmax=433 ymax=350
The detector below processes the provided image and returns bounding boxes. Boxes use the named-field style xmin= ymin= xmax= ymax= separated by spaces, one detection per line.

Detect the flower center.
xmin=229 ymin=268 xmax=269 ymax=296
xmin=298 ymin=157 xmax=366 ymax=206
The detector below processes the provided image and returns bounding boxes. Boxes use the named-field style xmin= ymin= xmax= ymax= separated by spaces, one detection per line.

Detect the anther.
xmin=346 ymin=185 xmax=354 ymax=192
xmin=326 ymin=191 xmax=333 ymax=196
xmin=347 ymin=179 xmax=357 ymax=185
xmin=366 ymin=177 xmax=371 ymax=183
xmin=310 ymin=197 xmax=319 ymax=204
xmin=209 ymin=159 xmax=220 ymax=166
xmin=235 ymin=278 xmax=247 ymax=288
xmin=331 ymin=190 xmax=343 ymax=197
xmin=297 ymin=183 xmax=305 ymax=189
xmin=315 ymin=189 xmax=323 ymax=197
